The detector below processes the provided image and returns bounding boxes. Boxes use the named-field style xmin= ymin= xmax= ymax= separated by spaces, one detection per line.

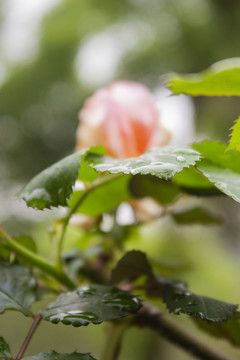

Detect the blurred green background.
xmin=1 ymin=0 xmax=240 ymax=359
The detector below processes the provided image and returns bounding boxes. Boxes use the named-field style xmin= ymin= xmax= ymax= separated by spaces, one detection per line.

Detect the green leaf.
xmin=194 ymin=313 xmax=240 ymax=348
xmin=68 ymin=174 xmax=131 ymax=216
xmin=23 ymin=351 xmax=96 ymax=360
xmin=129 ymin=175 xmax=181 ymax=205
xmin=167 ymin=58 xmax=240 ymax=96
xmin=41 ymin=284 xmax=141 ymax=326
xmin=196 ymin=160 xmax=240 ymax=203
xmin=163 ymin=285 xmax=238 ymax=323
xmin=78 ymin=147 xmax=104 ymax=183
xmin=19 ymin=146 xmax=104 ymax=210
xmin=111 ymin=250 xmax=155 ymax=284
xmin=0 ymin=234 xmax=37 ymax=262
xmin=88 ymin=146 xmax=201 ymax=180
xmin=193 ymin=140 xmax=240 ymax=173
xmin=0 ymin=234 xmax=37 ymax=266
xmin=0 ymin=260 xmax=37 ymax=316
xmin=0 ymin=337 xmax=11 ymax=359
xmin=193 ymin=141 xmax=240 ymax=203
xmin=0 ymin=244 xmax=10 ymax=261
xmin=110 ymin=251 xmax=186 ymax=298
xmin=172 ymin=207 xmax=221 ymax=225
xmin=14 ymin=234 xmax=37 ymax=253
xmin=227 ymin=117 xmax=240 ymax=152
xmin=173 ymin=166 xmax=222 ymax=196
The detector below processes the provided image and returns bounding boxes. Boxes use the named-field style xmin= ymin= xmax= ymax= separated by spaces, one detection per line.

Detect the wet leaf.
xmin=194 ymin=313 xmax=240 ymax=347
xmin=172 ymin=207 xmax=221 ymax=225
xmin=129 ymin=175 xmax=181 ymax=204
xmin=0 ymin=337 xmax=11 ymax=359
xmin=0 ymin=260 xmax=37 ymax=316
xmin=88 ymin=146 xmax=200 ymax=180
xmin=167 ymin=58 xmax=240 ymax=96
xmin=68 ymin=175 xmax=131 ymax=216
xmin=163 ymin=285 xmax=238 ymax=322
xmin=41 ymin=284 xmax=141 ymax=326
xmin=19 ymin=146 xmax=104 ymax=210
xmin=23 ymin=351 xmax=96 ymax=360
xmin=227 ymin=117 xmax=240 ymax=152
xmin=111 ymin=250 xmax=155 ymax=284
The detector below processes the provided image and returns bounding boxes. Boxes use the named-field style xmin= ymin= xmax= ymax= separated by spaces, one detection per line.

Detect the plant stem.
xmin=15 ymin=314 xmax=42 ymax=360
xmin=54 ymin=174 xmax=124 ymax=270
xmin=135 ymin=306 xmax=233 ymax=360
xmin=0 ymin=228 xmax=75 ymax=290
xmin=54 ymin=219 xmax=68 ymax=271
xmin=102 ymin=321 xmax=128 ymax=360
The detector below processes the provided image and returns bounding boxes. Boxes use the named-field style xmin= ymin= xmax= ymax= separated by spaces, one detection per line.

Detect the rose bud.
xmin=75 ymin=80 xmax=170 ymax=158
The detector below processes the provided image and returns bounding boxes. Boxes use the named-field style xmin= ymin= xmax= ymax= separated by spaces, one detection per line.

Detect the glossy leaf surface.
xmin=41 ymin=284 xmax=141 ymax=326
xmin=164 ymin=285 xmax=238 ymax=322
xmin=167 ymin=58 xmax=240 ymax=96
xmin=24 ymin=351 xmax=96 ymax=360
xmin=0 ymin=261 xmax=37 ymax=316
xmin=89 ymin=146 xmax=200 ymax=180
xmin=19 ymin=146 xmax=103 ymax=210
xmin=0 ymin=337 xmax=11 ymax=359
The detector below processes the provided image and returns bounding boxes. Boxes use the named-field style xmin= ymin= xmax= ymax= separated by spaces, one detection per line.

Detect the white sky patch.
xmin=0 ymin=0 xmax=61 ymax=63
xmin=75 ymin=20 xmax=155 ymax=89
xmin=155 ymin=87 xmax=195 ymax=145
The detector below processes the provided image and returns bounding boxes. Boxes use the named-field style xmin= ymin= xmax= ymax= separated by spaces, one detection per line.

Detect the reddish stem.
xmin=15 ymin=314 xmax=42 ymax=360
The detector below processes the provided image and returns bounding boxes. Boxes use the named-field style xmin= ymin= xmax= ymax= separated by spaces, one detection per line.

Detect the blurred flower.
xmin=75 ymin=80 xmax=170 ymax=158
xmin=75 ymin=81 xmax=173 ymax=226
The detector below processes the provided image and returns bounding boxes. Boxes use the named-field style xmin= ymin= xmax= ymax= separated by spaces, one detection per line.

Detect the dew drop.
xmin=110 ymin=166 xmax=129 ymax=174
xmin=176 ymin=155 xmax=185 ymax=162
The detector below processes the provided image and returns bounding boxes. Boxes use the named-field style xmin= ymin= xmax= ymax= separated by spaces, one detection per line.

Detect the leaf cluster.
xmin=2 ymin=58 xmax=240 ymax=359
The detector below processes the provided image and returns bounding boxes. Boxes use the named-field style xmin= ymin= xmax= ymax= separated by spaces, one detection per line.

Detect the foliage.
xmin=41 ymin=285 xmax=141 ymax=326
xmin=1 ymin=58 xmax=240 ymax=360
xmin=167 ymin=58 xmax=240 ymax=96
xmin=0 ymin=261 xmax=37 ymax=316
xmin=24 ymin=352 xmax=97 ymax=360
xmin=227 ymin=117 xmax=240 ymax=152
xmin=0 ymin=337 xmax=11 ymax=359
